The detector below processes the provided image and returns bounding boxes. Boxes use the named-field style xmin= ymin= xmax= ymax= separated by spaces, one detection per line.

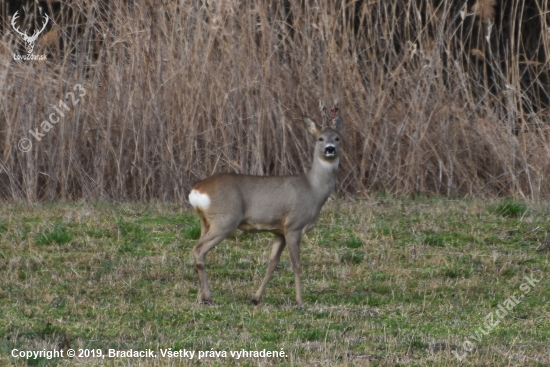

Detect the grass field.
xmin=0 ymin=197 xmax=549 ymax=366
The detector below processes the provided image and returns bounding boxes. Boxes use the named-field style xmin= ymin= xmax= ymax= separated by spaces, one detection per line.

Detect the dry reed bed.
xmin=1 ymin=0 xmax=550 ymax=201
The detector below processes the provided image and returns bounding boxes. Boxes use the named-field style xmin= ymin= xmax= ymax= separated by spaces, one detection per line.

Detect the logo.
xmin=11 ymin=10 xmax=49 ymax=60
xmin=17 ymin=83 xmax=87 ymax=152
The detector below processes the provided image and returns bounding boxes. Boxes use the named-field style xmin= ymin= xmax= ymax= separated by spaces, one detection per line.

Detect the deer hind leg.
xmin=193 ymin=215 xmax=238 ymax=304
xmin=252 ymin=234 xmax=286 ymax=305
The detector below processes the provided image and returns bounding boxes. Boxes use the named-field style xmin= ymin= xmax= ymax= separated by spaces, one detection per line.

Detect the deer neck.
xmin=306 ymin=156 xmax=339 ymax=200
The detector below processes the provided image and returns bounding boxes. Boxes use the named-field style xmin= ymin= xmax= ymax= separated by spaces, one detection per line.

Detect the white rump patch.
xmin=189 ymin=189 xmax=211 ymax=210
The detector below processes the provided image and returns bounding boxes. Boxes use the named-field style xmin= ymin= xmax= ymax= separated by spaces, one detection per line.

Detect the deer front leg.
xmin=285 ymin=231 xmax=303 ymax=306
xmin=253 ymin=235 xmax=286 ymax=305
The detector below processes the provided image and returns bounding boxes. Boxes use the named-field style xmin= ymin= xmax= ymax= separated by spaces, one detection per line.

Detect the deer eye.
xmin=319 ymin=137 xmax=324 ymax=141
xmin=335 ymin=137 xmax=340 ymax=141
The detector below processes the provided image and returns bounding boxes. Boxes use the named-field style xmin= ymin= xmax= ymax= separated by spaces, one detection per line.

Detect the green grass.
xmin=0 ymin=198 xmax=548 ymax=366
xmin=489 ymin=199 xmax=528 ymax=218
xmin=182 ymin=218 xmax=201 ymax=240
xmin=35 ymin=225 xmax=72 ymax=245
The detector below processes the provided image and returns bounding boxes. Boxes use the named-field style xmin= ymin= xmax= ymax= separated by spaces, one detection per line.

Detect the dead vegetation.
xmin=1 ymin=0 xmax=550 ymax=201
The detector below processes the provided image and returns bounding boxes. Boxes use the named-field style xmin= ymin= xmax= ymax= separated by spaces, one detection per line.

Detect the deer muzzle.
xmin=324 ymin=146 xmax=336 ymax=157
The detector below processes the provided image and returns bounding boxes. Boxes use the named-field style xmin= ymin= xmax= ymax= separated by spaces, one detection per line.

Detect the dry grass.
xmin=1 ymin=0 xmax=550 ymax=201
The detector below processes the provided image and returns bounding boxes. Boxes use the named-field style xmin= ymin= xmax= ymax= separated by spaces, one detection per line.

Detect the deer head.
xmin=12 ymin=11 xmax=49 ymax=54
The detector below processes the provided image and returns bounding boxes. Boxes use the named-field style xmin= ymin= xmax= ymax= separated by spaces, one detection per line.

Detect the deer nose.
xmin=325 ymin=146 xmax=335 ymax=154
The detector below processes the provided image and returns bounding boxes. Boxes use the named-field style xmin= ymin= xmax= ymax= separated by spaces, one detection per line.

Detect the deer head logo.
xmin=11 ymin=11 xmax=49 ymax=54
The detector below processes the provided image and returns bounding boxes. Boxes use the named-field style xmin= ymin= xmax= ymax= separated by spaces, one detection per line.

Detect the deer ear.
xmin=303 ymin=116 xmax=321 ymax=136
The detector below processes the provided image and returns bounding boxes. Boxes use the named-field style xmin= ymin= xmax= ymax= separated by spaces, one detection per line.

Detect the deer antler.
xmin=27 ymin=14 xmax=49 ymax=42
xmin=319 ymin=100 xmax=330 ymax=126
xmin=11 ymin=11 xmax=49 ymax=42
xmin=11 ymin=11 xmax=28 ymax=39
xmin=331 ymin=99 xmax=339 ymax=121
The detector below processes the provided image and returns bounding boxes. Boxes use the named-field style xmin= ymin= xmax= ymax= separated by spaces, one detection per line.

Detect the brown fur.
xmin=189 ymin=101 xmax=343 ymax=305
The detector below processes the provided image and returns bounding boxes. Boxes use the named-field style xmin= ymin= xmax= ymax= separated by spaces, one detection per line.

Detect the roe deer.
xmin=189 ymin=100 xmax=343 ymax=305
